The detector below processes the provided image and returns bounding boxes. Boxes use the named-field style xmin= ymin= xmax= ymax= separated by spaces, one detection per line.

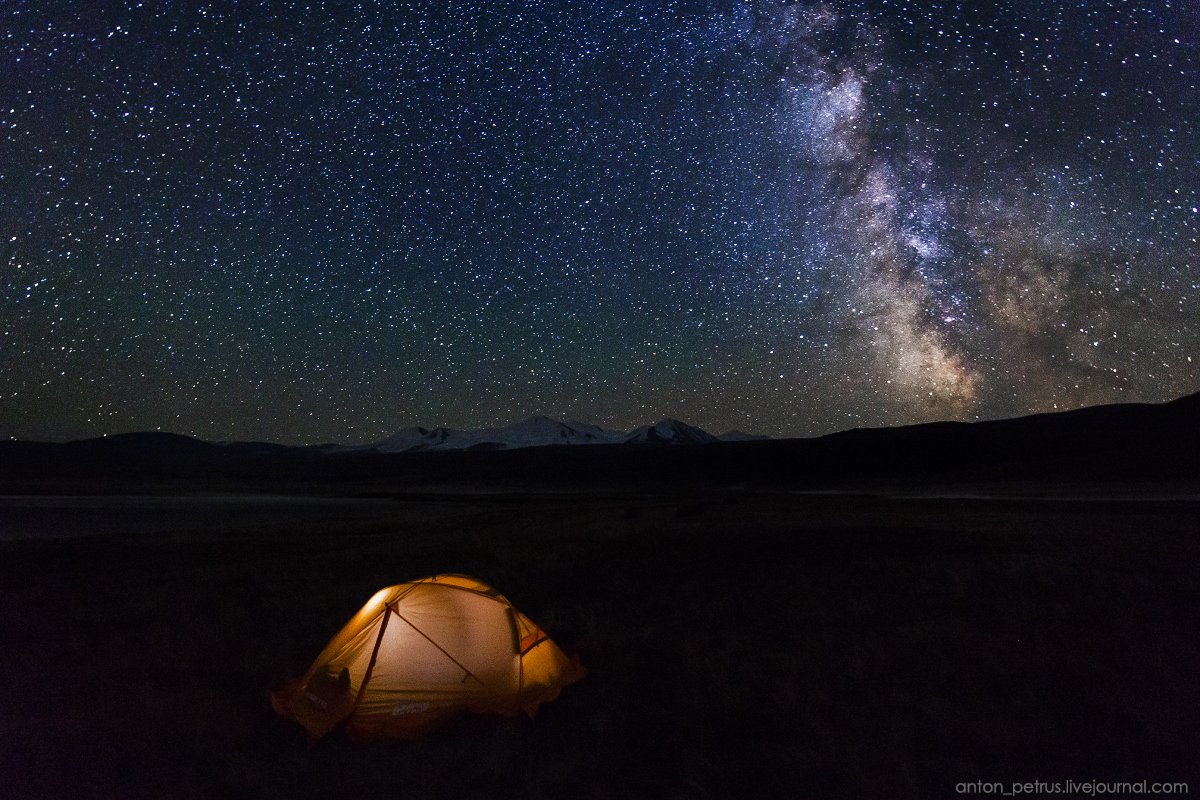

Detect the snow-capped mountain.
xmin=366 ymin=416 xmax=761 ymax=453
xmin=561 ymin=420 xmax=626 ymax=443
xmin=368 ymin=417 xmax=624 ymax=453
xmin=623 ymin=419 xmax=720 ymax=445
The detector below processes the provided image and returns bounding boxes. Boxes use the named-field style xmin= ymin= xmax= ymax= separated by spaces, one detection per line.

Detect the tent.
xmin=271 ymin=575 xmax=585 ymax=740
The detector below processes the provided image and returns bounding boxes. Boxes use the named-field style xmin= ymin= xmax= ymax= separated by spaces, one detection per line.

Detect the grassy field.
xmin=1 ymin=490 xmax=1197 ymax=798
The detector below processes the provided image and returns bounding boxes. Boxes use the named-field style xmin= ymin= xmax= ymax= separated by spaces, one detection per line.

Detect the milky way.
xmin=2 ymin=1 xmax=1197 ymax=443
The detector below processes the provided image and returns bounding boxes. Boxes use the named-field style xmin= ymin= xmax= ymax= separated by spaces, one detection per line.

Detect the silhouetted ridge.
xmin=0 ymin=391 xmax=1195 ymax=491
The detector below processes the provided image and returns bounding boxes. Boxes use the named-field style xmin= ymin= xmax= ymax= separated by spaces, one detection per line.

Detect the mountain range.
xmin=364 ymin=416 xmax=752 ymax=452
xmin=0 ymin=391 xmax=1196 ymax=492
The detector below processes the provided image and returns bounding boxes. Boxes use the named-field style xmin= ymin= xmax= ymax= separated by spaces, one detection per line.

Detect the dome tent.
xmin=271 ymin=575 xmax=585 ymax=741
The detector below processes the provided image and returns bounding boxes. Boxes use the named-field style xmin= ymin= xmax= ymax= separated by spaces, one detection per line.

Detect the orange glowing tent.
xmin=271 ymin=575 xmax=585 ymax=741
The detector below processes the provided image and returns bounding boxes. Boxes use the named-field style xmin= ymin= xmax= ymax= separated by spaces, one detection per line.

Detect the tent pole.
xmin=507 ymin=608 xmax=524 ymax=695
xmin=349 ymin=602 xmax=391 ymax=718
xmin=390 ymin=608 xmax=494 ymax=692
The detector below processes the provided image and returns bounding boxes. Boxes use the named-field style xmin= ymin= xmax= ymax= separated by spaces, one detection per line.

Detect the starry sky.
xmin=2 ymin=1 xmax=1197 ymax=444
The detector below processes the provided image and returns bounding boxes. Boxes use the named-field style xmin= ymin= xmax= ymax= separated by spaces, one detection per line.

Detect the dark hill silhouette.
xmin=1 ymin=391 xmax=1197 ymax=493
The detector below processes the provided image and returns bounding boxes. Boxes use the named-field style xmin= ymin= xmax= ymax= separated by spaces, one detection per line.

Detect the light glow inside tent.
xmin=271 ymin=575 xmax=585 ymax=741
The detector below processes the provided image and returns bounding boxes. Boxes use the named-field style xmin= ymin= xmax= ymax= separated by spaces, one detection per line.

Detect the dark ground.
xmin=1 ymin=488 xmax=1197 ymax=798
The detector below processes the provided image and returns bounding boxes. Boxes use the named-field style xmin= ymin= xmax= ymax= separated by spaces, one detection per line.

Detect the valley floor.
xmin=1 ymin=488 xmax=1197 ymax=797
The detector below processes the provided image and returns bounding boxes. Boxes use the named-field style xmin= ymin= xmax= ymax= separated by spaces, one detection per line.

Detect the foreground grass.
xmin=1 ymin=491 xmax=1197 ymax=798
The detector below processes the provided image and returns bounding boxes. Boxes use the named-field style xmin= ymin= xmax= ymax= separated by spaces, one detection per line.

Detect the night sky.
xmin=2 ymin=1 xmax=1197 ymax=444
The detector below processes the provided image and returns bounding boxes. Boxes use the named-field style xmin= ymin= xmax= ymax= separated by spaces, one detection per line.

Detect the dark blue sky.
xmin=2 ymin=1 xmax=1197 ymax=443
